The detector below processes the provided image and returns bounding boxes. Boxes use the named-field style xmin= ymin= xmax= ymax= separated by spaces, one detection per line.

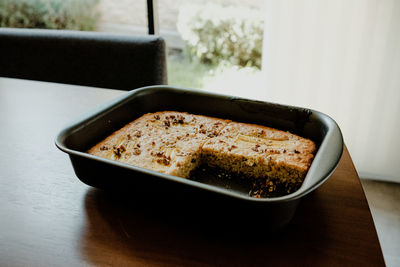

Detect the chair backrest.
xmin=0 ymin=28 xmax=167 ymax=90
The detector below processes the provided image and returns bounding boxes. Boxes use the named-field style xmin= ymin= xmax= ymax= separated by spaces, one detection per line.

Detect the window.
xmin=1 ymin=0 xmax=266 ymax=97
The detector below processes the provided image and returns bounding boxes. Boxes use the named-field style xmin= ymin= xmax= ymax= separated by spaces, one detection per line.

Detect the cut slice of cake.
xmin=201 ymin=122 xmax=316 ymax=193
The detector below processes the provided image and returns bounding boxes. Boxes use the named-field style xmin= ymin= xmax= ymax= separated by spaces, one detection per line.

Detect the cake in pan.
xmin=88 ymin=111 xmax=316 ymax=196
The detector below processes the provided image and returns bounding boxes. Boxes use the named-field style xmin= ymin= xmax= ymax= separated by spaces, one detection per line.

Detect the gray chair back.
xmin=0 ymin=28 xmax=167 ymax=90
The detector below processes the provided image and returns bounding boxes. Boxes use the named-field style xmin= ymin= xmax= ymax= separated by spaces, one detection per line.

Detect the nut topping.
xmin=228 ymin=145 xmax=237 ymax=151
xmin=157 ymin=158 xmax=170 ymax=165
xmin=133 ymin=148 xmax=141 ymax=155
xmin=112 ymin=145 xmax=126 ymax=158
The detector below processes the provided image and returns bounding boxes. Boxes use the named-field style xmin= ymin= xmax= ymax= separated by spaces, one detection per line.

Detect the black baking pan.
xmin=56 ymin=86 xmax=343 ymax=231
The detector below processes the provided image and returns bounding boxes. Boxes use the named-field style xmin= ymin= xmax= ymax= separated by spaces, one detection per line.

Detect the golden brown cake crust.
xmin=88 ymin=111 xmax=229 ymax=178
xmin=201 ymin=122 xmax=316 ymax=188
xmin=88 ymin=111 xmax=316 ymax=194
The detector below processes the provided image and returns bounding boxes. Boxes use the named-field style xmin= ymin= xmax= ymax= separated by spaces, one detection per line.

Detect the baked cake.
xmin=88 ymin=111 xmax=316 ymax=196
xmin=201 ymin=122 xmax=316 ymax=194
xmin=88 ymin=111 xmax=229 ymax=178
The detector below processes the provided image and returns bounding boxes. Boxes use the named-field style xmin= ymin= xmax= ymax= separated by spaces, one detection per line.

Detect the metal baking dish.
xmin=56 ymin=86 xmax=343 ymax=231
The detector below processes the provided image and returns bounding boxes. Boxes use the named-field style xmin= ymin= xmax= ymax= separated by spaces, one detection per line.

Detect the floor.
xmin=361 ymin=179 xmax=400 ymax=267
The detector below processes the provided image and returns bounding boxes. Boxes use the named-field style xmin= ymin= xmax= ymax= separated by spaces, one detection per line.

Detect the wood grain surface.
xmin=0 ymin=78 xmax=385 ymax=266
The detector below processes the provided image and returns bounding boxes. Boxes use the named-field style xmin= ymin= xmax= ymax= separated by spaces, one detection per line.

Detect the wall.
xmin=262 ymin=0 xmax=400 ymax=182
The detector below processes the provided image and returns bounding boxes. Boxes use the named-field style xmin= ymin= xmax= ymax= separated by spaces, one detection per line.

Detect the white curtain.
xmin=262 ymin=0 xmax=400 ymax=182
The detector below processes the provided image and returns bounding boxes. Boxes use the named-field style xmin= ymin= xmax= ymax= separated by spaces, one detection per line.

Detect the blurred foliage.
xmin=167 ymin=50 xmax=213 ymax=89
xmin=177 ymin=3 xmax=264 ymax=69
xmin=0 ymin=0 xmax=99 ymax=30
xmin=167 ymin=49 xmax=262 ymax=92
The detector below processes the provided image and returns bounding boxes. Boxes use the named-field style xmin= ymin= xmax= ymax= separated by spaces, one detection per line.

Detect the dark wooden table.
xmin=0 ymin=78 xmax=385 ymax=266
